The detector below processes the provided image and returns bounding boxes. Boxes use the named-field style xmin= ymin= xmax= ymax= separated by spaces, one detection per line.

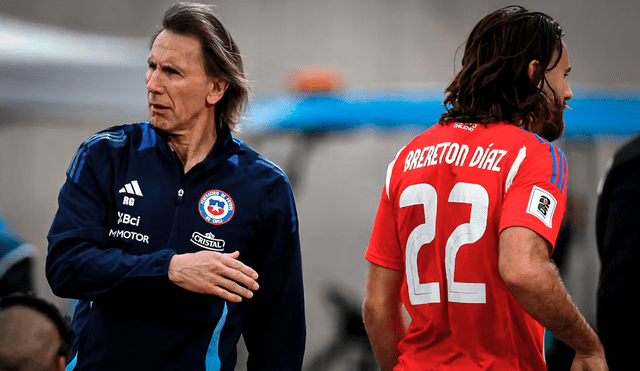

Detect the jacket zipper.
xmin=167 ymin=150 xmax=185 ymax=248
xmin=177 ymin=189 xmax=184 ymax=205
xmin=166 ymin=189 xmax=183 ymax=249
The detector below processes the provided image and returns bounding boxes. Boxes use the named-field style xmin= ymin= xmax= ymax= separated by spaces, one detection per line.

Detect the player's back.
xmin=367 ymin=121 xmax=567 ymax=370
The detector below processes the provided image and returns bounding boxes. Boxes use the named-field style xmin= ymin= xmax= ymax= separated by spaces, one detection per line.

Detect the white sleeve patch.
xmin=526 ymin=185 xmax=557 ymax=228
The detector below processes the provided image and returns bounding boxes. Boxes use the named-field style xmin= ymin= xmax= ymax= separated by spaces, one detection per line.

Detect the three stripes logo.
xmin=119 ymin=180 xmax=143 ymax=197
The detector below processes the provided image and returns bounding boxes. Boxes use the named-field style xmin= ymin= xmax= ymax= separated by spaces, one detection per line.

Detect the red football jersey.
xmin=365 ymin=122 xmax=567 ymax=370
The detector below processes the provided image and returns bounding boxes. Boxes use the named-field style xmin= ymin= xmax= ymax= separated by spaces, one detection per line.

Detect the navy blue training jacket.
xmin=46 ymin=122 xmax=306 ymax=371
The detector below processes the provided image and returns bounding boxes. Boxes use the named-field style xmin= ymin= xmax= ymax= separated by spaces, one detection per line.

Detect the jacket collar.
xmin=150 ymin=123 xmax=245 ymax=171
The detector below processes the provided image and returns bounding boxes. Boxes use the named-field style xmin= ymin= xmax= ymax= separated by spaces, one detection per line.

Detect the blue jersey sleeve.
xmin=45 ymin=132 xmax=175 ymax=301
xmin=242 ymin=171 xmax=306 ymax=371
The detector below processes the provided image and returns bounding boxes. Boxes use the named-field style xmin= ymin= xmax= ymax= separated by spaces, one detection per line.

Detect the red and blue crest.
xmin=199 ymin=190 xmax=235 ymax=225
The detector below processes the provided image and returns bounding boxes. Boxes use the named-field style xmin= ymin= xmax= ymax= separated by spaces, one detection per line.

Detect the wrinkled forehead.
xmin=148 ymin=30 xmax=205 ymax=66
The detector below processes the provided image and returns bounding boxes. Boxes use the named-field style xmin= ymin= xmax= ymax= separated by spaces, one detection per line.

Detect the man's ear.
xmin=207 ymin=77 xmax=229 ymax=105
xmin=527 ymin=60 xmax=540 ymax=81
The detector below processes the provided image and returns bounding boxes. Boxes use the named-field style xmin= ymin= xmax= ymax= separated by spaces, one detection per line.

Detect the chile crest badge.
xmin=199 ymin=190 xmax=235 ymax=225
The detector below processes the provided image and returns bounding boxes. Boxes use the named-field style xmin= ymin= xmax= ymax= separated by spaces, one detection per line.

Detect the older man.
xmin=46 ymin=3 xmax=305 ymax=370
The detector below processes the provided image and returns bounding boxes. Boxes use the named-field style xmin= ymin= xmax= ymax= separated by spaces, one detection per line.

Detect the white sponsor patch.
xmin=526 ymin=186 xmax=556 ymax=228
xmin=190 ymin=232 xmax=225 ymax=251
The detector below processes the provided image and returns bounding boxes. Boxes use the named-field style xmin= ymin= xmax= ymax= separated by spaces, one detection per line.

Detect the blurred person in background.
xmin=596 ymin=134 xmax=640 ymax=371
xmin=0 ymin=293 xmax=72 ymax=371
xmin=363 ymin=5 xmax=607 ymax=371
xmin=1 ymin=212 xmax=36 ymax=297
xmin=45 ymin=2 xmax=305 ymax=370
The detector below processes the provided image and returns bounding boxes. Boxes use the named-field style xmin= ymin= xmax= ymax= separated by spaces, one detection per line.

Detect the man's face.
xmin=146 ymin=30 xmax=215 ymax=134
xmin=538 ymin=42 xmax=573 ymax=141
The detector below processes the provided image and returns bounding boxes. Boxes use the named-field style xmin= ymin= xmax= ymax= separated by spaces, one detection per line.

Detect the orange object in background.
xmin=286 ymin=66 xmax=346 ymax=93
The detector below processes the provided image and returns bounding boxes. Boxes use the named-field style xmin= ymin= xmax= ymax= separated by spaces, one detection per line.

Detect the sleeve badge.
xmin=526 ymin=185 xmax=557 ymax=228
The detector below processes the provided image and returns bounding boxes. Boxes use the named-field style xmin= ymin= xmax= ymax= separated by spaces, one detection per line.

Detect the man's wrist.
xmin=167 ymin=253 xmax=183 ymax=284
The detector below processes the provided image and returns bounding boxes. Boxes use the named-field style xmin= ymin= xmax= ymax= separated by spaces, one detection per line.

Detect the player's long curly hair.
xmin=440 ymin=6 xmax=565 ymax=140
xmin=151 ymin=2 xmax=250 ymax=133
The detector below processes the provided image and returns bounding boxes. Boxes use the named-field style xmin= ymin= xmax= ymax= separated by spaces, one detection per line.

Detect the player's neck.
xmin=167 ymin=128 xmax=217 ymax=174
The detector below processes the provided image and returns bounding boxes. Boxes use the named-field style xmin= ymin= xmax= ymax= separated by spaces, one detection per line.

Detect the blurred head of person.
xmin=146 ymin=2 xmax=250 ymax=135
xmin=0 ymin=294 xmax=72 ymax=371
xmin=440 ymin=5 xmax=572 ymax=142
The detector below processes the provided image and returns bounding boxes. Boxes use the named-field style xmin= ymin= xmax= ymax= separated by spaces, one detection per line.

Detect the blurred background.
xmin=1 ymin=0 xmax=639 ymax=369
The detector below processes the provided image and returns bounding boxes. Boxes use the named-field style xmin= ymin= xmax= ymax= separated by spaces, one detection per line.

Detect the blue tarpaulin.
xmin=243 ymin=85 xmax=640 ymax=139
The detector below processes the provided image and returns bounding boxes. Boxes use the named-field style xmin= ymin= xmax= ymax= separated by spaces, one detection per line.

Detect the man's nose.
xmin=565 ymin=83 xmax=573 ymax=102
xmin=146 ymin=70 xmax=163 ymax=93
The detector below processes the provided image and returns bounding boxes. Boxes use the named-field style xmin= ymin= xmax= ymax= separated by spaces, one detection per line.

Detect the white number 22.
xmin=399 ymin=182 xmax=489 ymax=305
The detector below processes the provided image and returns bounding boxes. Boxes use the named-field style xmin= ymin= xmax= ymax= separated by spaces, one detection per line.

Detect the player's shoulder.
xmin=518 ymin=127 xmax=566 ymax=166
xmin=499 ymin=124 xmax=558 ymax=146
xmin=230 ymin=138 xmax=296 ymax=223
xmin=501 ymin=125 xmax=568 ymax=194
xmin=232 ymin=138 xmax=291 ymax=186
xmin=472 ymin=122 xmax=539 ymax=144
xmin=79 ymin=122 xmax=154 ymax=152
xmin=475 ymin=124 xmax=565 ymax=163
xmin=66 ymin=123 xmax=153 ymax=181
